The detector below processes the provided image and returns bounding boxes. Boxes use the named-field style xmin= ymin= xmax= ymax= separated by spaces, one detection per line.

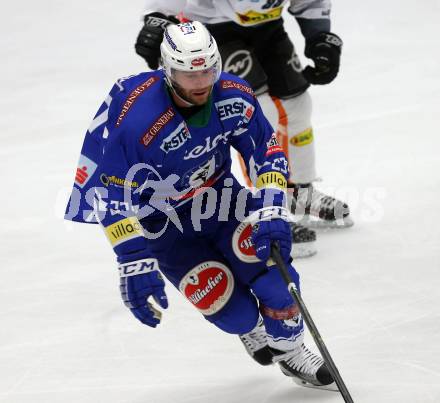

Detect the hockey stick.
xmin=270 ymin=242 xmax=354 ymax=403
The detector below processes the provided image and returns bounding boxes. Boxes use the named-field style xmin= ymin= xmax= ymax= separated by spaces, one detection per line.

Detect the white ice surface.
xmin=1 ymin=1 xmax=440 ymax=402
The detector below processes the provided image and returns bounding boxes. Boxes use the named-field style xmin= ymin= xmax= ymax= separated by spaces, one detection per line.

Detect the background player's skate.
xmin=289 ymin=221 xmax=317 ymax=258
xmin=288 ymin=183 xmax=354 ymax=229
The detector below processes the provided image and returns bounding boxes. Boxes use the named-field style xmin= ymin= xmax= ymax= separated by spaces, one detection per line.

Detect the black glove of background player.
xmin=135 ymin=12 xmax=180 ymax=70
xmin=303 ymin=32 xmax=343 ymax=85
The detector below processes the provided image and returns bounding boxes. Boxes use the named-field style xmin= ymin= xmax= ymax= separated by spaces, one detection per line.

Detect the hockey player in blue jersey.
xmin=65 ymin=21 xmax=335 ymax=389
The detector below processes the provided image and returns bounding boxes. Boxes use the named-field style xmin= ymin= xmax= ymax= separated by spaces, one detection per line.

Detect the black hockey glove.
xmin=303 ymin=32 xmax=343 ymax=85
xmin=135 ymin=12 xmax=180 ymax=70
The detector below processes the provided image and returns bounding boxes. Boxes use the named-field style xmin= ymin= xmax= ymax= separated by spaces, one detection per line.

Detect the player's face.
xmin=172 ymin=68 xmax=216 ymax=105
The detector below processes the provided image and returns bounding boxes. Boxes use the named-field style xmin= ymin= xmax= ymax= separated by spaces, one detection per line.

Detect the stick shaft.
xmin=271 ymin=244 xmax=354 ymax=403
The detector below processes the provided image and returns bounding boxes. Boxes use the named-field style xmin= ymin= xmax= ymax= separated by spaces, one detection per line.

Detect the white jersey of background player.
xmin=136 ymin=0 xmax=352 ymax=232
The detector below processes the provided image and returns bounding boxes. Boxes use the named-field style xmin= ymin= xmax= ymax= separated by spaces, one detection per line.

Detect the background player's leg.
xmin=259 ymin=25 xmax=353 ymax=228
xmin=214 ymin=35 xmax=317 ymax=257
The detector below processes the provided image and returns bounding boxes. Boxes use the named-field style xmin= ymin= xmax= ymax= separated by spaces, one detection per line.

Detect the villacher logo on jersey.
xmin=256 ymin=171 xmax=287 ymax=190
xmin=141 ymin=107 xmax=175 ymax=147
xmin=179 ymin=261 xmax=234 ymax=316
xmin=232 ymin=221 xmax=259 ymax=263
xmin=188 ymin=272 xmax=225 ymax=305
xmin=105 ymin=217 xmax=144 ymax=247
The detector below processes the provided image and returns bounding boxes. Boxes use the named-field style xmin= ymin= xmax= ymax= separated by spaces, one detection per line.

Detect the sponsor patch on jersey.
xmin=105 ymin=217 xmax=144 ymax=247
xmin=265 ymin=132 xmax=284 ymax=156
xmin=75 ymin=154 xmax=98 ymax=188
xmin=182 ymin=126 xmax=248 ymax=161
xmin=100 ymin=174 xmax=139 ymax=189
xmin=116 ymin=76 xmax=159 ymax=127
xmin=184 ymin=130 xmax=231 ymax=160
xmin=290 ymin=128 xmax=314 ymax=147
xmin=221 ymin=80 xmax=254 ymax=97
xmin=232 ymin=221 xmax=259 ymax=263
xmin=215 ymin=97 xmax=254 ymax=121
xmin=179 ymin=261 xmax=234 ymax=316
xmin=236 ymin=7 xmax=283 ymax=25
xmin=160 ymin=121 xmax=191 ymax=153
xmin=244 ymin=105 xmax=254 ymax=120
xmin=256 ymin=171 xmax=287 ymax=190
xmin=141 ymin=107 xmax=175 ymax=147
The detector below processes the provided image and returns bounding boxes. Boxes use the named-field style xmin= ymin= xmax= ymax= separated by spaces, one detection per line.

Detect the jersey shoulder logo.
xmin=220 ymin=80 xmax=255 ymax=97
xmin=215 ymin=97 xmax=255 ymax=122
xmin=75 ymin=154 xmax=98 ymax=188
xmin=116 ymin=76 xmax=160 ymax=127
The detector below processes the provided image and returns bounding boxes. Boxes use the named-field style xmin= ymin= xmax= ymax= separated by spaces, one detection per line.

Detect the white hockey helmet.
xmin=160 ymin=21 xmax=222 ymax=89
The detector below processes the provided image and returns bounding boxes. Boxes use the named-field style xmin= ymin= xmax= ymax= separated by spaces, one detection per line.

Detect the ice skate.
xmin=289 ymin=183 xmax=354 ymax=229
xmin=273 ymin=344 xmax=338 ymax=391
xmin=239 ymin=317 xmax=274 ymax=366
xmin=289 ymin=221 xmax=317 ymax=259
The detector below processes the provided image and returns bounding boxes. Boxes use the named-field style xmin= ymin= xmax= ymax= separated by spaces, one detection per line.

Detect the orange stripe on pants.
xmin=238 ymin=96 xmax=291 ymax=187
xmin=270 ymin=96 xmax=290 ymax=160
xmin=238 ymin=154 xmax=252 ymax=187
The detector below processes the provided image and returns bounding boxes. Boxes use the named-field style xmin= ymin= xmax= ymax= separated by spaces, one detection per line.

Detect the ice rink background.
xmin=1 ymin=1 xmax=440 ymax=402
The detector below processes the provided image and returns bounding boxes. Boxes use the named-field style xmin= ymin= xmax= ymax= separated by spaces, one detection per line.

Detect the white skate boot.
xmin=272 ymin=343 xmax=337 ymax=391
xmin=290 ymin=183 xmax=353 ymax=229
xmin=239 ymin=317 xmax=274 ymax=366
xmin=289 ymin=221 xmax=317 ymax=259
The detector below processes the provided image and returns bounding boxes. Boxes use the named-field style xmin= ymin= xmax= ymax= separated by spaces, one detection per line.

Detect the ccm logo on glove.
xmin=119 ymin=258 xmax=159 ymax=277
xmin=256 ymin=206 xmax=289 ymax=221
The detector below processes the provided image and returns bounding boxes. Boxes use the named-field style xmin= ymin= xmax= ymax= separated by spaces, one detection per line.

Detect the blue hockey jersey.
xmin=65 ymin=70 xmax=289 ymax=259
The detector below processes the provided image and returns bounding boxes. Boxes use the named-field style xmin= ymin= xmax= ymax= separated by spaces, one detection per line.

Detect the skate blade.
xmin=295 ymin=215 xmax=354 ymax=230
xmin=292 ymin=378 xmax=339 ymax=392
xmin=291 ymin=242 xmax=317 ymax=259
